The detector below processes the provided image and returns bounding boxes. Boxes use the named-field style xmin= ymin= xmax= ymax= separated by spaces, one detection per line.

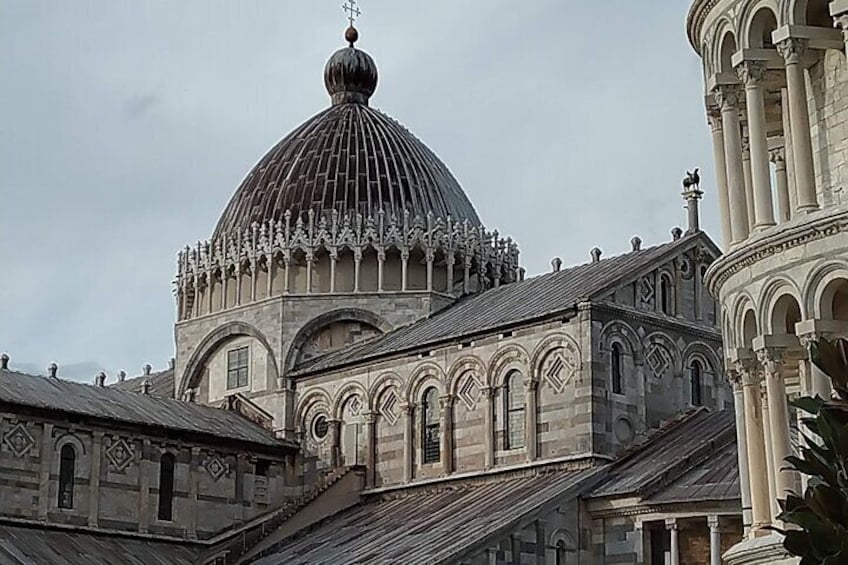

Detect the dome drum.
xmin=176 ymin=211 xmax=519 ymax=321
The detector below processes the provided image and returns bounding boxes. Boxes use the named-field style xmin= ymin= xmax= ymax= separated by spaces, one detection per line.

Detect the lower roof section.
xmin=0 ymin=522 xmax=199 ymax=565
xmin=253 ymin=466 xmax=601 ymax=565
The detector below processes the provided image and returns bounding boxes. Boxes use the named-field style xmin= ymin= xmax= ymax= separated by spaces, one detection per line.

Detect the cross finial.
xmin=342 ymin=0 xmax=361 ymax=27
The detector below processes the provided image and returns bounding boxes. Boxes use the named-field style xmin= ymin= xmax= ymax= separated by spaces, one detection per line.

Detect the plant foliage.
xmin=775 ymin=338 xmax=848 ymax=564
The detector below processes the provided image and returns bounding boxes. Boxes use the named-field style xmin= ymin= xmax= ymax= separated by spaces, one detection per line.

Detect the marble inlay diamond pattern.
xmin=3 ymin=423 xmax=35 ymax=458
xmin=647 ymin=345 xmax=671 ymax=378
xmin=106 ymin=438 xmax=135 ymax=472
xmin=458 ymin=374 xmax=481 ymax=410
xmin=379 ymin=390 xmax=399 ymax=425
xmin=205 ymin=456 xmax=227 ymax=482
xmin=542 ymin=351 xmax=575 ymax=393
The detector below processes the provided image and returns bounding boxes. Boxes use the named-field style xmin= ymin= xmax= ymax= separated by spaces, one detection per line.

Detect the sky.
xmin=0 ymin=0 xmax=715 ymax=380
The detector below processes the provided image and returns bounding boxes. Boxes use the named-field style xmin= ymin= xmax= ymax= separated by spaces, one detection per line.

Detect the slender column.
xmin=439 ymin=395 xmax=454 ymax=475
xmin=88 ymin=431 xmax=103 ymax=527
xmin=716 ymin=86 xmax=750 ymax=243
xmin=524 ymin=379 xmax=539 ymax=462
xmin=364 ymin=411 xmax=377 ymax=488
xmin=304 ymin=254 xmax=314 ymax=294
xmin=188 ymin=447 xmax=199 ymax=539
xmin=329 ymin=419 xmax=341 ymax=468
xmin=799 ymin=333 xmax=833 ymax=399
xmin=425 ymin=250 xmax=434 ymax=292
xmin=738 ymin=360 xmax=771 ymax=530
xmin=235 ymin=272 xmax=243 ymax=306
xmin=778 ymin=38 xmax=819 ymax=213
xmin=401 ymin=402 xmax=413 ymax=482
xmin=193 ymin=275 xmax=200 ymax=318
xmin=353 ymin=250 xmax=362 ymax=292
xmin=329 ymin=252 xmax=337 ymax=293
xmin=692 ymin=254 xmax=702 ymax=321
xmin=781 ymin=89 xmax=798 ymax=216
xmin=446 ymin=254 xmax=456 ymax=295
xmin=708 ymin=516 xmax=721 ymax=565
xmin=283 ymin=257 xmax=291 ymax=293
xmin=708 ymin=109 xmax=733 ymax=247
xmin=741 ymin=137 xmax=756 ymax=230
xmin=729 ymin=372 xmax=753 ymax=534
xmin=463 ymin=255 xmax=471 ymax=295
xmin=665 ymin=518 xmax=680 ymax=565
xmin=266 ymin=255 xmax=274 ymax=297
xmin=758 ymin=348 xmax=797 ymax=506
xmin=739 ymin=61 xmax=776 ymax=230
xmin=760 ymin=385 xmax=778 ymax=521
xmin=138 ymin=439 xmax=150 ymax=534
xmin=771 ymin=149 xmax=791 ymax=223
xmin=250 ymin=260 xmax=257 ymax=302
xmin=221 ymin=271 xmax=228 ymax=310
xmin=37 ymin=423 xmax=53 ymax=520
xmin=207 ymin=273 xmax=214 ymax=314
xmin=401 ymin=249 xmax=409 ymax=292
xmin=482 ymin=386 xmax=496 ymax=468
xmin=377 ymin=250 xmax=385 ymax=292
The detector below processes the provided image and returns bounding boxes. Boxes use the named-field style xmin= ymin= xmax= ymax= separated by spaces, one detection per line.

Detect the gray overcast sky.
xmin=0 ymin=1 xmax=714 ymax=379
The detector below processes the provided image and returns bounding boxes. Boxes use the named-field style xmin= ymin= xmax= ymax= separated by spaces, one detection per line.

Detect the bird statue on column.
xmin=682 ymin=168 xmax=700 ymax=191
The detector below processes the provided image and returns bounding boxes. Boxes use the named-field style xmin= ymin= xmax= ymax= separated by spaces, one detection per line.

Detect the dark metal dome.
xmin=212 ymin=31 xmax=481 ymax=240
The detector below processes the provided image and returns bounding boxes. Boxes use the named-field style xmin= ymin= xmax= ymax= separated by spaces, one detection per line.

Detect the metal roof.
xmin=0 ymin=523 xmax=199 ymax=565
xmin=0 ymin=369 xmax=294 ymax=450
xmin=253 ymin=468 xmax=600 ymax=565
xmin=589 ymin=408 xmax=737 ymax=500
xmin=645 ymin=439 xmax=740 ymax=504
xmin=293 ymin=234 xmax=705 ymax=376
xmin=109 ymin=369 xmax=174 ymax=398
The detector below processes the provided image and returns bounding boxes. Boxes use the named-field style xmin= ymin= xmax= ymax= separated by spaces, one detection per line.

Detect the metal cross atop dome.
xmin=342 ymin=0 xmax=361 ymax=27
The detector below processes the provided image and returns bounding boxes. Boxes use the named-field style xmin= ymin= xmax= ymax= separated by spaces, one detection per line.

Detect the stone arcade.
xmin=0 ymin=17 xmax=764 ymax=565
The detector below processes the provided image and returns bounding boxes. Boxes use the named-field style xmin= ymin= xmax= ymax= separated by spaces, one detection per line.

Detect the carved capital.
xmin=714 ymin=85 xmax=742 ymax=110
xmin=523 ymin=378 xmax=540 ymax=392
xmin=777 ymin=38 xmax=808 ymax=65
xmin=736 ymin=60 xmax=767 ymax=86
xmin=756 ymin=347 xmax=785 ymax=377
xmin=363 ymin=411 xmax=378 ymax=424
xmin=438 ymin=394 xmax=455 ymax=410
xmin=769 ymin=147 xmax=785 ymax=165
xmin=725 ymin=369 xmax=743 ymax=390
xmin=707 ymin=108 xmax=723 ymax=133
xmin=734 ymin=358 xmax=762 ymax=386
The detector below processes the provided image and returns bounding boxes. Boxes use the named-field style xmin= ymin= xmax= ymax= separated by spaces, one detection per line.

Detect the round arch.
xmin=178 ymin=321 xmax=278 ymax=398
xmin=294 ymin=387 xmax=332 ymax=431
xmin=447 ymin=355 xmax=487 ymax=396
xmin=599 ymin=320 xmax=641 ymax=361
xmin=407 ymin=362 xmax=446 ymax=404
xmin=759 ymin=276 xmax=804 ymax=333
xmin=283 ymin=308 xmax=392 ymax=373
xmin=54 ymin=432 xmax=87 ymax=456
xmin=682 ymin=340 xmax=723 ymax=376
xmin=487 ymin=345 xmax=530 ymax=388
xmin=803 ymin=261 xmax=848 ymax=319
xmin=787 ymin=0 xmax=833 ymax=26
xmin=530 ymin=333 xmax=582 ymax=378
xmin=367 ymin=372 xmax=403 ymax=412
xmin=741 ymin=1 xmax=780 ymax=48
xmin=713 ymin=23 xmax=739 ymax=73
xmin=331 ymin=382 xmax=369 ymax=420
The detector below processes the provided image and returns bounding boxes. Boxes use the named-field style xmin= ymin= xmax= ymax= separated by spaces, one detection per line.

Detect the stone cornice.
xmin=705 ymin=206 xmax=848 ymax=296
xmin=687 ymin=0 xmax=721 ymax=54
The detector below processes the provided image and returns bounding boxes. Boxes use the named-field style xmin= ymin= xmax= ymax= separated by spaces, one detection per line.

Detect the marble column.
xmin=88 ymin=431 xmax=103 ymax=527
xmin=741 ymin=137 xmax=756 ymax=231
xmin=729 ymin=372 xmax=753 ymax=534
xmin=758 ymin=347 xmax=796 ymax=506
xmin=665 ymin=518 xmax=680 ymax=565
xmin=401 ymin=250 xmax=409 ymax=292
xmin=353 ymin=249 xmax=362 ymax=292
xmin=780 ymin=89 xmax=798 ymax=217
xmin=739 ymin=61 xmax=776 ymax=230
xmin=777 ymin=38 xmax=819 ymax=213
xmin=329 ymin=251 xmax=337 ymax=293
xmin=305 ymin=255 xmax=314 ymax=294
xmin=708 ymin=516 xmax=721 ymax=565
xmin=425 ymin=250 xmax=434 ymax=292
xmin=364 ymin=411 xmax=377 ymax=488
xmin=402 ymin=403 xmax=413 ymax=482
xmin=798 ymin=330 xmax=834 ymax=400
xmin=329 ymin=419 xmax=341 ymax=468
xmin=760 ymin=385 xmax=778 ymax=521
xmin=377 ymin=250 xmax=385 ymax=292
xmin=482 ymin=386 xmax=496 ymax=469
xmin=738 ymin=359 xmax=771 ymax=530
xmin=770 ymin=148 xmax=791 ymax=223
xmin=716 ymin=86 xmax=750 ymax=243
xmin=439 ymin=394 xmax=454 ymax=475
xmin=708 ymin=109 xmax=733 ymax=247
xmin=524 ymin=379 xmax=539 ymax=462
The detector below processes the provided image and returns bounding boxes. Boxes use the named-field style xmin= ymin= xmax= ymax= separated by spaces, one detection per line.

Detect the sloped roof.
xmin=109 ymin=368 xmax=174 ymax=398
xmin=0 ymin=369 xmax=294 ymax=449
xmin=293 ymin=233 xmax=708 ymax=376
xmin=645 ymin=438 xmax=740 ymax=504
xmin=254 ymin=468 xmax=601 ymax=565
xmin=589 ymin=408 xmax=737 ymax=499
xmin=0 ymin=523 xmax=198 ymax=565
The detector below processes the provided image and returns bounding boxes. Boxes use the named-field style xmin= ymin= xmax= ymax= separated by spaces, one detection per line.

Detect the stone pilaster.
xmin=88 ymin=431 xmax=103 ymax=527
xmin=439 ymin=394 xmax=455 ymax=475
xmin=523 ymin=378 xmax=539 ymax=462
xmin=715 ymin=85 xmax=750 ymax=243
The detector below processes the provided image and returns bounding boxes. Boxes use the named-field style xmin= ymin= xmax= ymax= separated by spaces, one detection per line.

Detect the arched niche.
xmin=745 ymin=4 xmax=779 ymax=48
xmin=284 ymin=308 xmax=391 ymax=371
xmin=819 ymin=278 xmax=848 ymax=321
xmin=770 ymin=294 xmax=803 ymax=335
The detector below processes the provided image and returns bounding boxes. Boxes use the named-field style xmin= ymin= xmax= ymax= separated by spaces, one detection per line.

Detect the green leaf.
xmin=793 ymin=396 xmax=825 ymax=415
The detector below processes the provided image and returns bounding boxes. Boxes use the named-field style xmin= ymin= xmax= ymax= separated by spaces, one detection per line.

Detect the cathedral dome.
xmin=212 ymin=28 xmax=481 ymax=240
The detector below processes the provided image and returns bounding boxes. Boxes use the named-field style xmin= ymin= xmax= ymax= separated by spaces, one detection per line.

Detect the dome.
xmin=213 ymin=28 xmax=481 ymax=240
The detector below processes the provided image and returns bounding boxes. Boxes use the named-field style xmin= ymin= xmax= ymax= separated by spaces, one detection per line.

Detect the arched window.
xmin=421 ymin=387 xmax=440 ymax=464
xmin=555 ymin=540 xmax=567 ymax=565
xmin=58 ymin=444 xmax=75 ymax=509
xmin=691 ymin=360 xmax=703 ymax=406
xmin=158 ymin=453 xmax=175 ymax=521
xmin=611 ymin=343 xmax=623 ymax=394
xmin=504 ymin=371 xmax=525 ymax=449
xmin=660 ymin=274 xmax=673 ymax=315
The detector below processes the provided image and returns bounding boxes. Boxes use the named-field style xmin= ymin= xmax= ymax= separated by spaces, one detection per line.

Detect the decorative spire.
xmin=325 ymin=1 xmax=377 ymax=106
xmin=342 ymin=0 xmax=362 ymax=29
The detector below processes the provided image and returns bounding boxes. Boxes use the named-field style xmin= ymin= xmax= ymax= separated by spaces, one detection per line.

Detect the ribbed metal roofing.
xmin=213 ymin=33 xmax=482 ymax=240
xmin=0 ymin=369 xmax=293 ymax=449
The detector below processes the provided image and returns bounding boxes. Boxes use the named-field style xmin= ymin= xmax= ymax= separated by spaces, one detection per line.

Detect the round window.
xmin=312 ymin=415 xmax=329 ymax=441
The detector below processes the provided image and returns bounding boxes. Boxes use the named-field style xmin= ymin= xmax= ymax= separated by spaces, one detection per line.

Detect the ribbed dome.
xmin=212 ymin=31 xmax=481 ymax=240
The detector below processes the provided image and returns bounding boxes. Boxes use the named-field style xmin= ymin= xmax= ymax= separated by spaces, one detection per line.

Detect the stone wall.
xmin=0 ymin=411 xmax=294 ymax=540
xmin=809 ymin=49 xmax=848 ymax=208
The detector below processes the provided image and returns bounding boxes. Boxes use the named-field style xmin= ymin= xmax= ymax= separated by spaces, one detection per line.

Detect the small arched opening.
xmin=820 ymin=278 xmax=848 ymax=321
xmin=158 ymin=453 xmax=176 ymax=521
xmin=690 ymin=360 xmax=703 ymax=406
xmin=421 ymin=387 xmax=440 ymax=464
xmin=504 ymin=371 xmax=525 ymax=449
xmin=742 ymin=308 xmax=758 ymax=346
xmin=58 ymin=444 xmax=76 ymax=509
xmin=611 ymin=343 xmax=623 ymax=394
xmin=771 ymin=294 xmax=803 ymax=335
xmin=748 ymin=7 xmax=778 ymax=49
